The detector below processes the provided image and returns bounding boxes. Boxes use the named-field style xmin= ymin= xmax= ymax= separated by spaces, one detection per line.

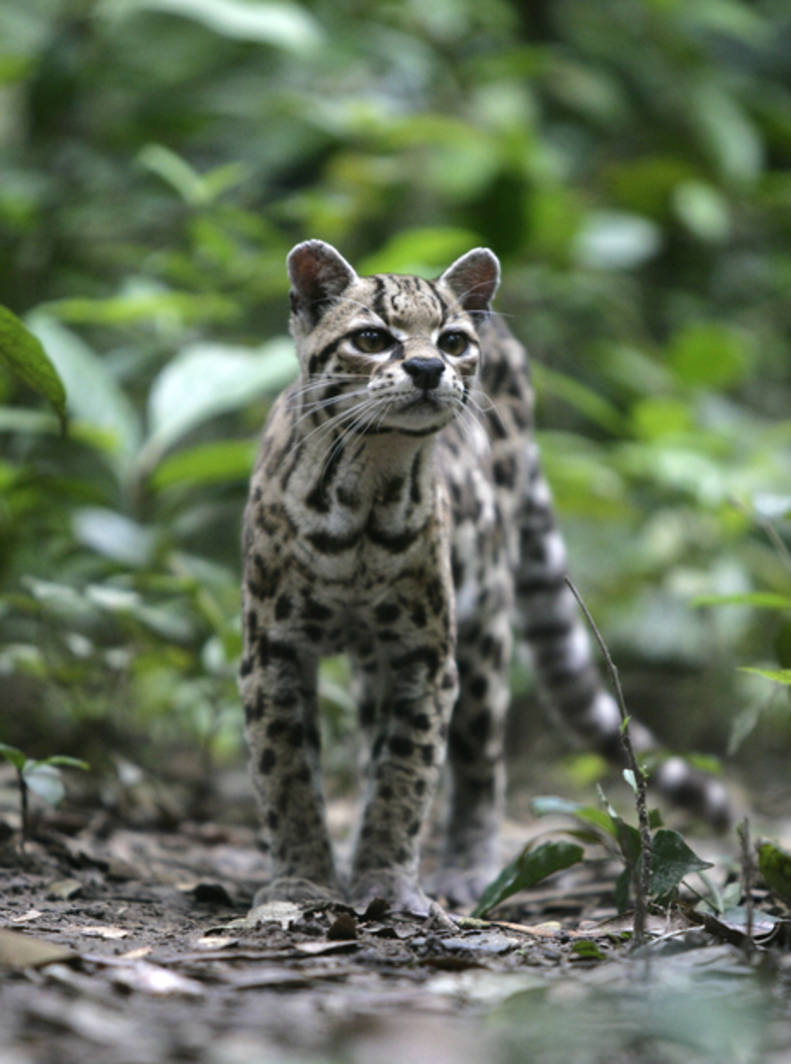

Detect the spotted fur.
xmin=239 ymin=240 xmax=729 ymax=914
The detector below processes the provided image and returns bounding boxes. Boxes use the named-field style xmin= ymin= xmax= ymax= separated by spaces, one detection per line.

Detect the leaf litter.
xmin=1 ymin=794 xmax=791 ymax=1064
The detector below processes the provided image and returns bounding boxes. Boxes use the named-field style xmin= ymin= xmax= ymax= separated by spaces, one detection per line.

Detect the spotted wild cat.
xmin=238 ymin=240 xmax=729 ymax=914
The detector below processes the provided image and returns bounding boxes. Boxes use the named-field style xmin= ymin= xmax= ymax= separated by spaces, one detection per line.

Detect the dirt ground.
xmin=2 ymin=768 xmax=791 ymax=1064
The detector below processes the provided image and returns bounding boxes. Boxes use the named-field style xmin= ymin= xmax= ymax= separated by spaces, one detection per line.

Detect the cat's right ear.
xmin=287 ymin=240 xmax=357 ymax=323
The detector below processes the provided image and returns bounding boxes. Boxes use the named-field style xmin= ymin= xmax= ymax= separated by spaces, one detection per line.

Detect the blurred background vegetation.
xmin=1 ymin=0 xmax=790 ymax=812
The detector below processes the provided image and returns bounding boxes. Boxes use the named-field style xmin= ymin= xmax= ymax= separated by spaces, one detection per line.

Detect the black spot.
xmin=407 ymin=820 xmax=421 ymax=837
xmin=366 ymin=523 xmax=423 ymax=553
xmin=379 ymin=475 xmax=405 ymax=505
xmin=441 ymin=669 xmax=457 ymax=690
xmin=375 ymin=602 xmax=401 ymax=624
xmin=392 ymin=699 xmax=412 ymax=719
xmin=239 ymin=657 xmax=254 ymax=678
xmin=470 ymin=709 xmax=491 ymax=743
xmin=267 ymin=719 xmax=288 ymax=739
xmin=336 ymin=484 xmax=360 ymax=509
xmin=389 ymin=735 xmax=414 ymax=758
xmin=448 ymin=731 xmax=476 ymax=764
xmin=425 ymin=577 xmax=445 ymax=615
xmin=493 ymin=456 xmax=515 ymax=486
xmin=303 ymin=623 xmax=324 ymax=642
xmin=360 ymin=700 xmax=376 ymax=727
xmin=410 ymin=602 xmax=427 ymax=628
xmin=275 ymin=594 xmax=292 ymax=621
xmin=372 ymin=733 xmax=386 ymax=759
xmin=289 ymin=723 xmax=304 ymax=747
xmin=393 ymin=646 xmax=440 ymax=674
xmin=414 ymin=779 xmax=427 ymax=796
xmin=379 ymin=785 xmax=393 ymax=801
xmin=421 ymin=744 xmax=435 ymax=766
xmin=409 ymin=451 xmax=423 ymax=504
xmin=267 ymin=811 xmax=279 ymax=830
xmin=412 ymin=713 xmax=432 ymax=732
xmin=259 ymin=748 xmax=276 ymax=774
xmin=246 ymin=609 xmax=258 ymax=636
xmin=303 ymin=596 xmax=333 ymax=621
xmin=307 ymin=529 xmax=359 ymax=554
xmin=469 ymin=674 xmax=488 ymax=699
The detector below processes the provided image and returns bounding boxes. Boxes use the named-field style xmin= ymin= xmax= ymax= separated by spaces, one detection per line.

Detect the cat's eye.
xmin=438 ymin=331 xmax=469 ymax=356
xmin=352 ymin=328 xmax=393 ymax=354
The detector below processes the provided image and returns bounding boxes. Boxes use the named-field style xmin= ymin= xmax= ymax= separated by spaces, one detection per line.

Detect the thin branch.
xmin=565 ymin=576 xmax=652 ymax=947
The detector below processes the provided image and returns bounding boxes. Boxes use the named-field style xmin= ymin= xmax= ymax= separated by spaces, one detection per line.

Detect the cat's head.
xmin=286 ymin=239 xmax=499 ymax=436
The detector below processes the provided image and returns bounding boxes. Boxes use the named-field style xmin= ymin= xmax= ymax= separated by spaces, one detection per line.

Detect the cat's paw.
xmin=428 ymin=863 xmax=498 ymax=909
xmin=252 ymin=876 xmax=343 ymax=908
xmin=350 ymin=869 xmax=453 ymax=925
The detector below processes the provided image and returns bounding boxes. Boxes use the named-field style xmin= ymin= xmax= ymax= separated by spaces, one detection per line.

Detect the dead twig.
xmin=565 ymin=577 xmax=652 ymax=948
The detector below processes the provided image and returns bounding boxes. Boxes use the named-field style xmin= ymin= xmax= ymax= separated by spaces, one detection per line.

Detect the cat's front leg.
xmin=350 ymin=646 xmax=458 ymax=916
xmin=240 ymin=627 xmax=339 ymax=904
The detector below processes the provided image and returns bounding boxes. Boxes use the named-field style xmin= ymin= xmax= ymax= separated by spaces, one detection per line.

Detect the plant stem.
xmin=16 ymin=767 xmax=29 ymax=853
xmin=565 ymin=577 xmax=652 ymax=947
xmin=737 ymin=816 xmax=754 ymax=956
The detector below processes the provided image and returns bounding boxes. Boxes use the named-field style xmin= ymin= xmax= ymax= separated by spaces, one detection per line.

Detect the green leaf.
xmin=530 ymin=795 xmax=618 ymax=838
xmin=757 ymin=841 xmax=791 ymax=905
xmin=573 ymin=211 xmax=662 ymax=270
xmin=531 ymin=364 xmax=625 ymax=433
xmin=0 ymin=743 xmax=27 ymax=770
xmin=672 ymin=181 xmax=730 ymax=243
xmin=104 ymin=0 xmax=323 ymax=52
xmin=0 ymin=305 xmax=67 ymax=424
xmin=26 ymin=314 xmax=141 ymax=475
xmin=649 ymin=829 xmax=713 ymax=896
xmin=692 ymin=592 xmax=791 ymax=610
xmin=150 ymin=438 xmax=258 ymax=490
xmin=775 ymin=621 xmax=791 ymax=669
xmin=668 ymin=323 xmax=751 ymax=390
xmin=140 ymin=338 xmax=297 ymax=471
xmin=738 ymin=667 xmax=791 ymax=686
xmin=614 ymin=866 xmax=631 ymax=913
xmin=358 ymin=227 xmax=482 ymax=276
xmin=22 ymin=762 xmax=64 ymax=805
xmin=72 ymin=508 xmax=156 ymax=568
xmin=471 ymin=840 xmax=584 ymax=917
xmin=41 ymin=756 xmax=90 ymax=771
xmin=570 ymin=939 xmax=607 ymax=961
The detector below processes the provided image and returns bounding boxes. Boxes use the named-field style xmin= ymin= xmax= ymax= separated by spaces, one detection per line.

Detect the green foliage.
xmin=530 ymin=796 xmax=712 ymax=914
xmin=471 ymin=840 xmax=585 ymax=918
xmin=0 ymin=0 xmax=789 ymax=775
xmin=757 ymin=840 xmax=791 ymax=905
xmin=0 ymin=306 xmax=66 ymax=424
xmin=0 ymin=742 xmax=89 ymax=842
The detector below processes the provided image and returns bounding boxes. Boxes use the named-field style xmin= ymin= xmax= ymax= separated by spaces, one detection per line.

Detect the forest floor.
xmin=1 ymin=767 xmax=790 ymax=1064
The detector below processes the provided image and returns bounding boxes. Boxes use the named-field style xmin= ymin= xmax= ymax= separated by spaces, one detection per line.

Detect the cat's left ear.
xmin=438 ymin=248 xmax=500 ymax=313
xmin=287 ymin=240 xmax=358 ymax=321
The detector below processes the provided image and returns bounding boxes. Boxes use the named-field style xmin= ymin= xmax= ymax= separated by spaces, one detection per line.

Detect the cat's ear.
xmin=287 ymin=240 xmax=357 ymax=321
xmin=438 ymin=248 xmax=500 ymax=313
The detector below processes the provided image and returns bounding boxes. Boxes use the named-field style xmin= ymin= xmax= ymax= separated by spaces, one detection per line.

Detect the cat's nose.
xmin=403 ymin=356 xmax=444 ymax=390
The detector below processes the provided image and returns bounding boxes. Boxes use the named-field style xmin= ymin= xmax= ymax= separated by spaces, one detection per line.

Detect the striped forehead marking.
xmin=368 ymin=275 xmax=451 ymax=331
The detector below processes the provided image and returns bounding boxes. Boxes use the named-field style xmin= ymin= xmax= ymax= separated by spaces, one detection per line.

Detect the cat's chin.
xmin=380 ymin=396 xmax=458 ymax=434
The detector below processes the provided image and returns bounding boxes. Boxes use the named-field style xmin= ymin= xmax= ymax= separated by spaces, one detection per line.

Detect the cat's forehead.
xmin=354 ymin=273 xmax=459 ymax=331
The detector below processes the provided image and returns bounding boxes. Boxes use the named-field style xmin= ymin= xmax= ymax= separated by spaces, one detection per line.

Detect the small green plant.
xmin=0 ymin=743 xmax=89 ymax=847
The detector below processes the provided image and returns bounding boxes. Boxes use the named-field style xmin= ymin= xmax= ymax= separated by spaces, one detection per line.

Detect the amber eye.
xmin=351 ymin=328 xmax=393 ymax=354
xmin=438 ymin=331 xmax=469 ymax=356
